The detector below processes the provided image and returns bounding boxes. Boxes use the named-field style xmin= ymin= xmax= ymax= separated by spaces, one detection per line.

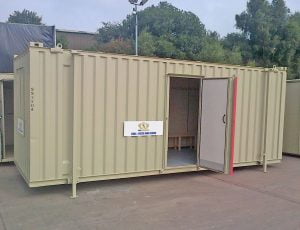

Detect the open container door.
xmin=199 ymin=78 xmax=231 ymax=173
xmin=0 ymin=81 xmax=4 ymax=161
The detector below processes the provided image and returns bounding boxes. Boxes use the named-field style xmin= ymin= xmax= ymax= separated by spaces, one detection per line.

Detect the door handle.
xmin=222 ymin=114 xmax=226 ymax=124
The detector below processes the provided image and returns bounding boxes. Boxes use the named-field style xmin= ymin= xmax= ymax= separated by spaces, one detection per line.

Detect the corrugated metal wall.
xmin=14 ymin=53 xmax=30 ymax=180
xmin=56 ymin=30 xmax=97 ymax=50
xmin=283 ymin=80 xmax=300 ymax=155
xmin=14 ymin=47 xmax=286 ymax=186
xmin=73 ymin=55 xmax=166 ymax=177
xmin=234 ymin=70 xmax=286 ymax=164
xmin=29 ymin=48 xmax=74 ymax=183
xmin=73 ymin=52 xmax=286 ymax=177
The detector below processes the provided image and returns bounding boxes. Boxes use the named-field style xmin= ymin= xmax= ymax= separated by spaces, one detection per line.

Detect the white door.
xmin=199 ymin=79 xmax=229 ymax=172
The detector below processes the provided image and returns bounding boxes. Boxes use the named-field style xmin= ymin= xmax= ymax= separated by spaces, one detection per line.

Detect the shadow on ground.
xmin=0 ymin=156 xmax=299 ymax=230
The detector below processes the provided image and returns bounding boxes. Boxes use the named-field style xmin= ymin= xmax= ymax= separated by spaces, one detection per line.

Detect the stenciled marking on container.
xmin=30 ymin=87 xmax=35 ymax=111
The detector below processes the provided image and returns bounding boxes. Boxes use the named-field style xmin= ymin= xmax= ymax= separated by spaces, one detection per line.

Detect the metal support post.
xmin=135 ymin=4 xmax=138 ymax=55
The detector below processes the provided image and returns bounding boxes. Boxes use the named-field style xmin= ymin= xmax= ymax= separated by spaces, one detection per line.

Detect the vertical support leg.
xmin=71 ymin=181 xmax=78 ymax=199
xmin=263 ymin=153 xmax=268 ymax=173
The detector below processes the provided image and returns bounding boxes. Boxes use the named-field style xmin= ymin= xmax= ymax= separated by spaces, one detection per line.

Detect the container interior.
xmin=3 ymin=81 xmax=14 ymax=160
xmin=167 ymin=77 xmax=200 ymax=167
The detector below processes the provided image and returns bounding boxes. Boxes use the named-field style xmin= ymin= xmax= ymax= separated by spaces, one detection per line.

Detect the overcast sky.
xmin=0 ymin=0 xmax=299 ymax=36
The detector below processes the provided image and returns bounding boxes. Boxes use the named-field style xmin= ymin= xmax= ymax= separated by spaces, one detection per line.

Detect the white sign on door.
xmin=124 ymin=121 xmax=163 ymax=137
xmin=17 ymin=118 xmax=24 ymax=136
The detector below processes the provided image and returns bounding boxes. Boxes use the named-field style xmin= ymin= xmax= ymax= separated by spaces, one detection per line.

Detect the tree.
xmin=222 ymin=33 xmax=252 ymax=64
xmin=234 ymin=0 xmax=300 ymax=79
xmin=96 ymin=2 xmax=224 ymax=62
xmin=95 ymin=0 xmax=299 ymax=78
xmin=199 ymin=32 xmax=226 ymax=63
xmin=98 ymin=38 xmax=134 ymax=55
xmin=138 ymin=30 xmax=156 ymax=56
xmin=236 ymin=0 xmax=274 ymax=66
xmin=97 ymin=22 xmax=125 ymax=43
xmin=285 ymin=12 xmax=300 ymax=79
xmin=7 ymin=9 xmax=43 ymax=25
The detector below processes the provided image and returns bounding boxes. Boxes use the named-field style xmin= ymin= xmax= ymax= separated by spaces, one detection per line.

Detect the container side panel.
xmin=73 ymin=55 xmax=83 ymax=179
xmin=239 ymin=70 xmax=251 ymax=163
xmin=93 ymin=57 xmax=106 ymax=175
xmin=62 ymin=64 xmax=73 ymax=175
xmin=136 ymin=60 xmax=148 ymax=171
xmin=246 ymin=70 xmax=257 ymax=162
xmin=234 ymin=70 xmax=269 ymax=164
xmin=23 ymin=49 xmax=287 ymax=185
xmin=126 ymin=59 xmax=138 ymax=172
xmin=234 ymin=69 xmax=244 ymax=163
xmin=146 ymin=61 xmax=159 ymax=170
xmin=271 ymin=73 xmax=281 ymax=159
xmin=115 ymin=59 xmax=128 ymax=173
xmin=30 ymin=50 xmax=45 ymax=181
xmin=245 ymin=70 xmax=256 ymax=162
xmin=156 ymin=62 xmax=167 ymax=169
xmin=253 ymin=71 xmax=265 ymax=160
xmin=44 ymin=51 xmax=57 ymax=179
xmin=81 ymin=55 xmax=94 ymax=176
xmin=283 ymin=80 xmax=300 ymax=155
xmin=29 ymin=48 xmax=73 ymax=182
xmin=73 ymin=54 xmax=170 ymax=177
xmin=277 ymin=72 xmax=286 ymax=159
xmin=184 ymin=64 xmax=192 ymax=75
xmin=267 ymin=74 xmax=277 ymax=159
xmin=14 ymin=53 xmax=30 ymax=181
xmin=264 ymin=72 xmax=285 ymax=161
xmin=104 ymin=57 xmax=117 ymax=175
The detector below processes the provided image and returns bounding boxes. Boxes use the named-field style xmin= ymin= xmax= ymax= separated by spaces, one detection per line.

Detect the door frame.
xmin=0 ymin=81 xmax=5 ymax=161
xmin=164 ymin=74 xmax=235 ymax=174
xmin=164 ymin=74 xmax=203 ymax=170
xmin=0 ymin=75 xmax=14 ymax=162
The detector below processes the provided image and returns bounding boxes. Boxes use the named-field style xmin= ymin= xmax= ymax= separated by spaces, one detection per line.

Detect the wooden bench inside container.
xmin=168 ymin=135 xmax=196 ymax=150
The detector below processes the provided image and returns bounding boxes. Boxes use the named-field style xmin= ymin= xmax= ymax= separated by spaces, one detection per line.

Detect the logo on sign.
xmin=138 ymin=122 xmax=149 ymax=131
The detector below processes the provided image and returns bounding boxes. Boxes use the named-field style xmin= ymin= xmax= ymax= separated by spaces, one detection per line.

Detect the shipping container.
xmin=0 ymin=73 xmax=14 ymax=163
xmin=14 ymin=45 xmax=287 ymax=197
xmin=283 ymin=80 xmax=300 ymax=156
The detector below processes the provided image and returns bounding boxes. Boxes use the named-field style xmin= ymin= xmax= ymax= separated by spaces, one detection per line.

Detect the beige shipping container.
xmin=14 ymin=46 xmax=286 ymax=197
xmin=283 ymin=80 xmax=300 ymax=155
xmin=0 ymin=73 xmax=14 ymax=163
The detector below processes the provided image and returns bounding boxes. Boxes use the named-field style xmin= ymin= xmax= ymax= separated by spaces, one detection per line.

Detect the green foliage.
xmin=200 ymin=33 xmax=226 ymax=63
xmin=97 ymin=38 xmax=134 ymax=55
xmin=97 ymin=22 xmax=125 ymax=43
xmin=96 ymin=2 xmax=228 ymax=63
xmin=236 ymin=0 xmax=274 ymax=66
xmin=222 ymin=33 xmax=252 ymax=64
xmin=285 ymin=12 xmax=300 ymax=79
xmin=7 ymin=9 xmax=43 ymax=25
xmin=125 ymin=2 xmax=206 ymax=38
xmin=138 ymin=30 xmax=156 ymax=56
xmin=95 ymin=0 xmax=299 ymax=78
xmin=234 ymin=0 xmax=300 ymax=78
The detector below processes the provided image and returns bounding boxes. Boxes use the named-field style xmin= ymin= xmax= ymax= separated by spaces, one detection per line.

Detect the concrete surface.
xmin=0 ymin=155 xmax=300 ymax=230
